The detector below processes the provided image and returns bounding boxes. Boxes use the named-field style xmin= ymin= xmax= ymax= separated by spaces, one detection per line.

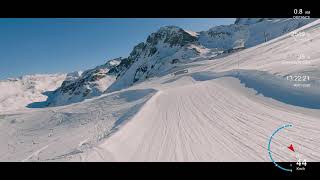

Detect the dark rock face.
xmin=107 ymin=26 xmax=198 ymax=82
xmin=133 ymin=64 xmax=149 ymax=83
xmin=147 ymin=26 xmax=197 ymax=47
xmin=50 ymin=58 xmax=122 ymax=105
xmin=60 ymin=60 xmax=119 ymax=94
xmin=108 ymin=58 xmax=131 ymax=78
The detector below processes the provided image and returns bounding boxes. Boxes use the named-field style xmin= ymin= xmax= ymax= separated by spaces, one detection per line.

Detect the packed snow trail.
xmin=1 ymin=20 xmax=320 ymax=162
xmin=80 ymin=77 xmax=320 ymax=161
xmin=79 ymin=21 xmax=320 ymax=161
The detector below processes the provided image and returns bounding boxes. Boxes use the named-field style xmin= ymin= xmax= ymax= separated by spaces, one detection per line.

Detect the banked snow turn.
xmin=0 ymin=19 xmax=320 ymax=161
xmin=75 ymin=20 xmax=320 ymax=162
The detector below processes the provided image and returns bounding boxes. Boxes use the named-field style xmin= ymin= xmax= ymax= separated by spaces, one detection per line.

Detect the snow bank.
xmin=191 ymin=70 xmax=320 ymax=109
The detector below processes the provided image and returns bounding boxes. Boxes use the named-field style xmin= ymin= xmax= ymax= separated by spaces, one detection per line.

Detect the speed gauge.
xmin=268 ymin=124 xmax=308 ymax=172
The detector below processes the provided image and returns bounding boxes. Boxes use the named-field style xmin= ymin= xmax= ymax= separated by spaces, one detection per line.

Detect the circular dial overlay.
xmin=268 ymin=124 xmax=311 ymax=172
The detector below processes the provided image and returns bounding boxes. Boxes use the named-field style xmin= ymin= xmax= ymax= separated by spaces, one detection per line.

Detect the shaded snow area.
xmin=191 ymin=70 xmax=320 ymax=109
xmin=1 ymin=19 xmax=320 ymax=162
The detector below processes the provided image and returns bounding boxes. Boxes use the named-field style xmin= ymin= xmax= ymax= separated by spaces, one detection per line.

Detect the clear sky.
xmin=0 ymin=18 xmax=235 ymax=79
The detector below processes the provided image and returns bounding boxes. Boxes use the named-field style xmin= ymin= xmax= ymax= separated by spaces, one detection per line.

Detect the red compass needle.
xmin=288 ymin=144 xmax=295 ymax=152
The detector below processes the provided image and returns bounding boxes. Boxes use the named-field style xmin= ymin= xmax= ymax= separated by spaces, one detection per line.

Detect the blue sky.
xmin=0 ymin=18 xmax=235 ymax=79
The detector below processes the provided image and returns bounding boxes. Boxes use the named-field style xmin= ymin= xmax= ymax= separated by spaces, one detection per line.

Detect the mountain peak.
xmin=146 ymin=25 xmax=197 ymax=47
xmin=158 ymin=25 xmax=181 ymax=32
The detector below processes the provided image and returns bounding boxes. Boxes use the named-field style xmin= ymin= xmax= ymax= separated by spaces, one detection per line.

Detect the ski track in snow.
xmin=1 ymin=19 xmax=320 ymax=162
xmin=82 ymin=77 xmax=320 ymax=161
xmin=22 ymin=144 xmax=50 ymax=162
xmin=80 ymin=20 xmax=320 ymax=162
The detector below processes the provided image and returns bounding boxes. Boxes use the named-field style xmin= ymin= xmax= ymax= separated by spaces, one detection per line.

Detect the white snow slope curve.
xmin=1 ymin=20 xmax=320 ymax=162
xmin=78 ymin=20 xmax=320 ymax=162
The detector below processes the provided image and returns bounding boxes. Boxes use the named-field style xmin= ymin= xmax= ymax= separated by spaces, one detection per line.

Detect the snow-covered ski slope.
xmin=0 ymin=88 xmax=156 ymax=161
xmin=77 ymin=20 xmax=320 ymax=162
xmin=1 ymin=20 xmax=320 ymax=162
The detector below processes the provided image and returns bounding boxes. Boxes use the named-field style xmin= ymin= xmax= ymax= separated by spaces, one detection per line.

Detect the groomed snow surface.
xmin=1 ymin=20 xmax=320 ymax=162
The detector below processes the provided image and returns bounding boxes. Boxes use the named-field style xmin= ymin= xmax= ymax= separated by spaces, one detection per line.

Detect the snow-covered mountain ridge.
xmin=0 ymin=18 xmax=316 ymax=110
xmin=106 ymin=18 xmax=315 ymax=93
xmin=48 ymin=58 xmax=122 ymax=106
xmin=1 ymin=19 xmax=320 ymax=162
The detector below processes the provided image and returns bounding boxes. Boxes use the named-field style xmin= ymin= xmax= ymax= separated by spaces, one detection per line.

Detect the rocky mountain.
xmin=48 ymin=58 xmax=121 ymax=106
xmin=107 ymin=18 xmax=315 ymax=93
xmin=106 ymin=26 xmax=210 ymax=92
xmin=198 ymin=23 xmax=249 ymax=50
xmin=199 ymin=18 xmax=315 ymax=50
xmin=47 ymin=18 xmax=316 ymax=106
